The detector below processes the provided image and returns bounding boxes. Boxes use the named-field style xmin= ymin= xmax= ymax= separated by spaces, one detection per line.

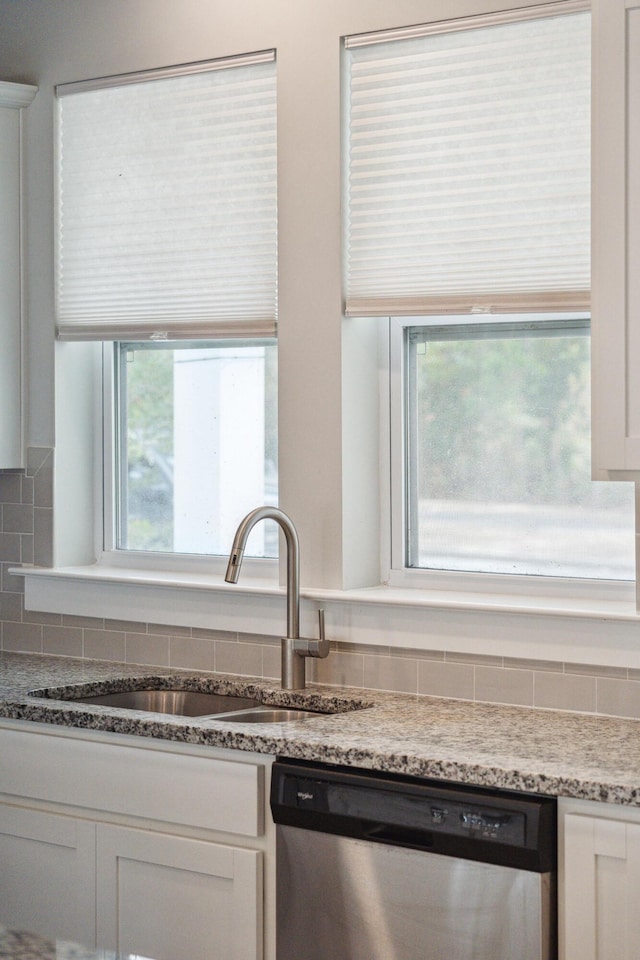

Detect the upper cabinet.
xmin=591 ymin=0 xmax=640 ymax=478
xmin=0 ymin=80 xmax=37 ymax=469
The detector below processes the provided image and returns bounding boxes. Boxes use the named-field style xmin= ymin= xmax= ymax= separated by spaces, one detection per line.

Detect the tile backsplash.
xmin=2 ymin=447 xmax=640 ymax=720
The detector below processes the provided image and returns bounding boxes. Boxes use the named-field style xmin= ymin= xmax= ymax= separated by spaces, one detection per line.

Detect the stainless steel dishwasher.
xmin=270 ymin=759 xmax=556 ymax=960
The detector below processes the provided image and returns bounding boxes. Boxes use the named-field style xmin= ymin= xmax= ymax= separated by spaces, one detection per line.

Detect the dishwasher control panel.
xmin=271 ymin=759 xmax=557 ymax=873
xmin=287 ymin=775 xmax=527 ymax=844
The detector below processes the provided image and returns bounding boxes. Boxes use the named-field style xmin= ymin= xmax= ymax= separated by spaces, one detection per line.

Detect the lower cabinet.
xmin=0 ymin=804 xmax=95 ymax=945
xmin=0 ymin=722 xmax=274 ymax=960
xmin=96 ymin=825 xmax=261 ymax=960
xmin=560 ymin=798 xmax=640 ymax=960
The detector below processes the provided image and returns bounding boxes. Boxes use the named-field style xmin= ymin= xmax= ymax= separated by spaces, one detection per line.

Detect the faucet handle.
xmin=293 ymin=608 xmax=330 ymax=660
xmin=310 ymin=608 xmax=330 ymax=659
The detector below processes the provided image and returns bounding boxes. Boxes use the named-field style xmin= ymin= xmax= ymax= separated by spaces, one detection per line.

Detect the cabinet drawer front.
xmin=0 ymin=727 xmax=264 ymax=837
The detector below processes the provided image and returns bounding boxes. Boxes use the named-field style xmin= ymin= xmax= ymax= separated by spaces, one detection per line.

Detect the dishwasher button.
xmin=460 ymin=812 xmax=485 ymax=831
xmin=430 ymin=806 xmax=448 ymax=825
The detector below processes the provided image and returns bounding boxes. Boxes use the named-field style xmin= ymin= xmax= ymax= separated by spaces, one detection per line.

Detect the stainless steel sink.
xmin=65 ymin=689 xmax=262 ymax=718
xmin=34 ymin=681 xmax=370 ymax=723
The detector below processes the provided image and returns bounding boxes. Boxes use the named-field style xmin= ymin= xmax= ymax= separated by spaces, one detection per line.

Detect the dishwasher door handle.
xmin=363 ymin=822 xmax=435 ymax=850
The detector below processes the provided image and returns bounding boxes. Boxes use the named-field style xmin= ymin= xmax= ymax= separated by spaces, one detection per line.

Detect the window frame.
xmin=99 ymin=342 xmax=280 ymax=580
xmin=385 ymin=315 xmax=636 ymax=602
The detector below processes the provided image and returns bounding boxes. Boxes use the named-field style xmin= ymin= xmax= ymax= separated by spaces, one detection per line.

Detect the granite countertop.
xmin=1 ymin=651 xmax=639 ymax=806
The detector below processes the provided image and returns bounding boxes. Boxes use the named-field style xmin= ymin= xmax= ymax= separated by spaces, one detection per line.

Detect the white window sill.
xmin=12 ymin=562 xmax=640 ymax=670
xmin=14 ymin=560 xmax=639 ymax=614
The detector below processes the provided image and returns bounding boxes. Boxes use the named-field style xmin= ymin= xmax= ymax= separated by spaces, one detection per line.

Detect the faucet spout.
xmin=225 ymin=506 xmax=303 ymax=687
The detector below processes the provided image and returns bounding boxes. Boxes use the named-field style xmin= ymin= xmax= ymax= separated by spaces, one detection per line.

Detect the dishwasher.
xmin=270 ymin=759 xmax=556 ymax=960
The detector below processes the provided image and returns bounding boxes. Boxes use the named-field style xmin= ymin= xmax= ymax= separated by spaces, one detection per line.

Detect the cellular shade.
xmin=344 ymin=4 xmax=590 ymax=317
xmin=56 ymin=52 xmax=277 ymax=340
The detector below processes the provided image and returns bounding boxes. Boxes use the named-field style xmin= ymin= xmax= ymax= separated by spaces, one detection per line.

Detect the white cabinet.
xmin=0 ymin=722 xmax=274 ymax=960
xmin=97 ymin=825 xmax=261 ymax=960
xmin=0 ymin=81 xmax=37 ymax=469
xmin=591 ymin=0 xmax=640 ymax=477
xmin=0 ymin=804 xmax=95 ymax=944
xmin=560 ymin=798 xmax=640 ymax=960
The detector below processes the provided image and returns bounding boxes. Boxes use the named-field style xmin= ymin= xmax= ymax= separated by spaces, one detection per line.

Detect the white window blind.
xmin=56 ymin=52 xmax=277 ymax=341
xmin=344 ymin=3 xmax=590 ymax=317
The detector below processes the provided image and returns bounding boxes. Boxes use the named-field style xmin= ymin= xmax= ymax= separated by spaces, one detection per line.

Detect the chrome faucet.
xmin=224 ymin=506 xmax=329 ymax=689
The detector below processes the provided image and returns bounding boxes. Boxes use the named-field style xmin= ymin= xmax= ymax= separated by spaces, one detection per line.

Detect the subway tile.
xmin=2 ymin=503 xmax=33 ymax=535
xmin=23 ymin=608 xmax=63 ymax=626
xmin=126 ymin=632 xmax=170 ymax=667
xmin=169 ymin=635 xmax=215 ymax=672
xmin=316 ymin=650 xmax=365 ymax=688
xmin=84 ymin=628 xmax=126 ymax=662
xmin=235 ymin=630 xmax=280 ymax=646
xmin=418 ymin=659 xmax=474 ymax=701
xmin=262 ymin=642 xmax=281 ymax=680
xmin=33 ymin=451 xmax=53 ymax=509
xmin=192 ymin=626 xmax=238 ymax=641
xmin=0 ymin=592 xmax=23 ymax=622
xmin=0 ymin=473 xmax=23 ymax=503
xmin=20 ymin=534 xmax=33 ymax=565
xmin=148 ymin=621 xmax=192 ymax=638
xmin=474 ymin=665 xmax=534 ymax=707
xmin=534 ymin=671 xmax=596 ymax=713
xmin=1 ymin=562 xmax=25 ymax=594
xmin=106 ymin=618 xmax=148 ymax=633
xmin=394 ymin=645 xmax=445 ymax=661
xmin=215 ymin=639 xmax=263 ymax=677
xmin=0 ymin=532 xmax=21 ymax=563
xmin=336 ymin=640 xmax=391 ymax=658
xmin=364 ymin=654 xmax=418 ymax=694
xmin=596 ymin=677 xmax=640 ymax=719
xmin=2 ymin=620 xmax=43 ymax=653
xmin=361 ymin=643 xmax=393 ymax=658
xmin=33 ymin=508 xmax=53 ymax=566
xmin=26 ymin=447 xmax=52 ymax=476
xmin=447 ymin=651 xmax=504 ymax=668
xmin=504 ymin=656 xmax=563 ymax=673
xmin=20 ymin=475 xmax=34 ymax=505
xmin=62 ymin=614 xmax=105 ymax=629
xmin=42 ymin=625 xmax=84 ymax=658
xmin=565 ymin=661 xmax=629 ymax=680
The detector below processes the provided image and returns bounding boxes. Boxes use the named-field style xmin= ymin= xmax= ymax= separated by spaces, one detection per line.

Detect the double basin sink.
xmin=31 ymin=683 xmax=368 ymax=724
xmin=72 ymin=689 xmax=321 ymax=723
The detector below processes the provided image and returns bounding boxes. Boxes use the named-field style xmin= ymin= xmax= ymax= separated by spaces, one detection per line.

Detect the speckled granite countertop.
xmin=0 ymin=925 xmax=137 ymax=960
xmin=1 ymin=651 xmax=640 ymax=806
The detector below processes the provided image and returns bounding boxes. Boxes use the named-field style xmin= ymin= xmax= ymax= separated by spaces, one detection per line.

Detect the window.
xmin=113 ymin=340 xmax=277 ymax=558
xmin=398 ymin=316 xmax=635 ymax=580
xmin=56 ymin=52 xmax=278 ymax=561
xmin=346 ymin=3 xmax=636 ymax=584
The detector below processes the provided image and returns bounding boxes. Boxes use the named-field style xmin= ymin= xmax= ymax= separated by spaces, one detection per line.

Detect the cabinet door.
xmin=96 ymin=825 xmax=262 ymax=960
xmin=563 ymin=812 xmax=640 ymax=959
xmin=0 ymin=804 xmax=96 ymax=945
xmin=591 ymin=0 xmax=640 ymax=475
